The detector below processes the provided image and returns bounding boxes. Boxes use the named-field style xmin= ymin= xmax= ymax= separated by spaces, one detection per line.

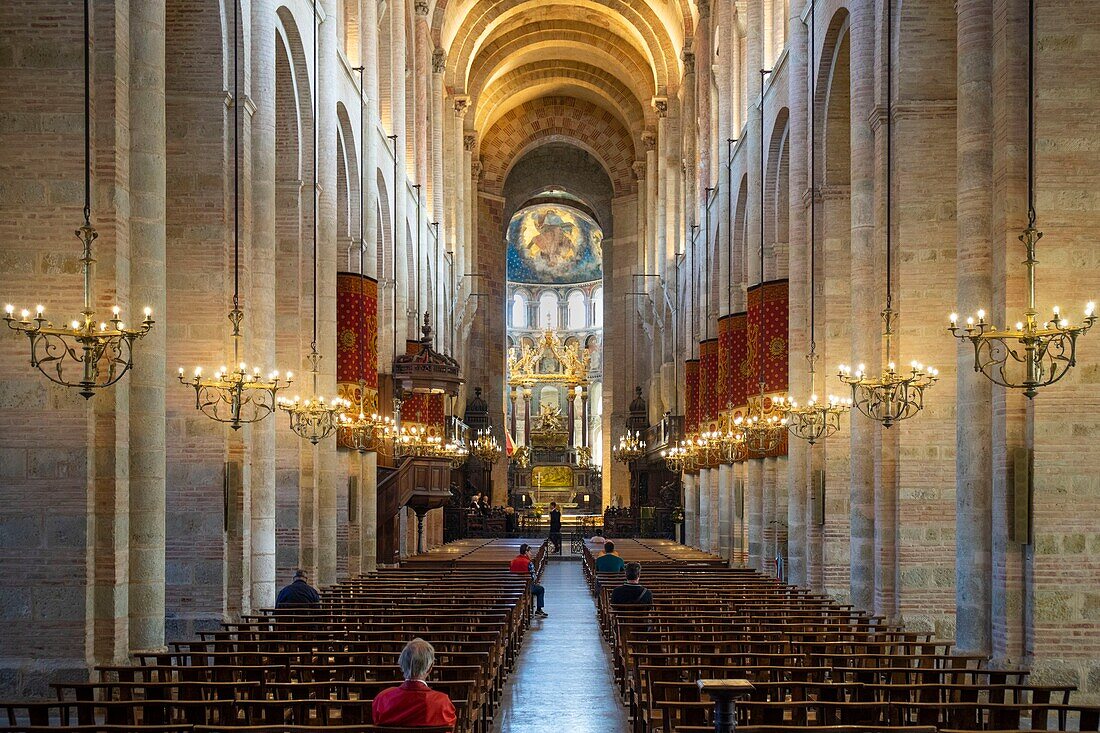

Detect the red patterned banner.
xmin=717 ymin=316 xmax=732 ymax=413
xmin=699 ymin=339 xmax=718 ymax=426
xmin=337 ymin=273 xmax=379 ymax=450
xmin=746 ymin=280 xmax=789 ymax=458
xmin=685 ymin=359 xmax=700 ymax=434
xmin=336 ymin=273 xmax=378 ymax=387
xmin=729 ymin=312 xmax=748 ymax=417
xmin=746 ymin=279 xmax=789 ymax=396
xmin=399 ymin=338 xmax=445 ymax=431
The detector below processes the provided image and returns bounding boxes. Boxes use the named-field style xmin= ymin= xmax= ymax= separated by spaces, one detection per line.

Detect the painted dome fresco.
xmin=506 ymin=204 xmax=603 ymax=284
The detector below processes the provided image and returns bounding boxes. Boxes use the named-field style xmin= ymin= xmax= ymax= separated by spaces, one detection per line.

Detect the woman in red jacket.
xmin=371 ymin=638 xmax=457 ymax=730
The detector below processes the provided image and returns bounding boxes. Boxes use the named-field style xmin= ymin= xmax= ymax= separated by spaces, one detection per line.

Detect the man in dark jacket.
xmin=275 ymin=569 xmax=320 ymax=608
xmin=548 ymin=501 xmax=562 ymax=554
xmin=610 ymin=562 xmax=652 ymax=605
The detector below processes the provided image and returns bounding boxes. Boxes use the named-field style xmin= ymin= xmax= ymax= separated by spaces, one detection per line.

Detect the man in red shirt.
xmin=510 ymin=543 xmax=547 ymax=617
xmin=371 ymin=638 xmax=457 ymax=729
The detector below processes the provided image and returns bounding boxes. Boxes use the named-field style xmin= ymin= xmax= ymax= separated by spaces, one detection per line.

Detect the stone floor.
xmin=492 ymin=560 xmax=631 ymax=733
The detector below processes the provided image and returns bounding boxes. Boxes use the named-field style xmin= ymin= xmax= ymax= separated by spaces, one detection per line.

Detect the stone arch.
xmin=818 ymin=9 xmax=851 ymax=187
xmin=732 ymin=172 xmax=749 ymax=309
xmin=473 ymin=59 xmax=650 ymax=136
xmin=502 ymin=143 xmax=616 ymax=236
xmin=335 ymin=102 xmax=360 ymax=250
xmin=478 ymin=97 xmax=637 ymax=196
xmin=441 ymin=0 xmax=685 ymax=94
xmin=766 ymin=107 xmax=790 ymax=276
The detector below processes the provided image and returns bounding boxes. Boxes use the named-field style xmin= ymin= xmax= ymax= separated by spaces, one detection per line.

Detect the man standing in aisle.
xmin=548 ymin=501 xmax=562 ymax=554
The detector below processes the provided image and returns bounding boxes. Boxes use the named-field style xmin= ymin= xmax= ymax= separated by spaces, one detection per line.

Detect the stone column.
xmin=316 ymin=0 xmax=340 ymax=587
xmin=653 ymin=102 xmax=669 ymax=363
xmin=681 ymin=50 xmax=697 ymax=236
xmin=581 ymin=388 xmax=590 ymax=447
xmin=847 ymin=0 xmax=877 ymax=612
xmin=391 ymin=0 xmax=409 ymax=346
xmin=763 ymin=456 xmax=777 ymax=575
xmin=362 ymin=0 xmax=380 ymax=281
xmin=128 ymin=0 xmax=166 ymax=653
xmin=249 ymin=0 xmax=278 ymax=609
xmin=784 ymin=0 xmax=809 ymax=588
xmin=718 ymin=463 xmax=732 ymax=562
xmin=523 ymin=388 xmax=532 ymax=446
xmin=683 ymin=473 xmax=697 ymax=547
xmin=508 ymin=388 xmax=516 ymax=442
xmin=955 ymin=0 xmax=994 ymax=655
xmin=431 ymin=50 xmax=445 ymax=332
xmin=708 ymin=466 xmax=720 ymax=556
xmin=452 ymin=100 xmax=469 ymax=281
xmin=413 ymin=1 xmax=430 ymax=187
xmin=567 ymin=388 xmax=576 ymax=447
xmin=698 ymin=468 xmax=711 ymax=551
xmin=746 ymin=459 xmax=763 ymax=571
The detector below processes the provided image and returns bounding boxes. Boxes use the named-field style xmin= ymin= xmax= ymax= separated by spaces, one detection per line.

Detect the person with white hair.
xmin=371 ymin=637 xmax=457 ymax=729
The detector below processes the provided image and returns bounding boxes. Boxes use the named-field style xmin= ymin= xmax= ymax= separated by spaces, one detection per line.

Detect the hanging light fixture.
xmin=948 ymin=0 xmax=1094 ymax=397
xmin=180 ymin=0 xmax=290 ymax=426
xmin=470 ymin=427 xmax=502 ymax=464
xmin=743 ymin=68 xmax=788 ymax=455
xmin=662 ymin=439 xmax=700 ymax=473
xmin=338 ymin=65 xmax=383 ymax=453
xmin=837 ymin=5 xmax=937 ymax=427
xmin=784 ymin=0 xmax=852 ymax=445
xmin=279 ymin=1 xmax=350 ymax=444
xmin=4 ymin=0 xmax=155 ymax=399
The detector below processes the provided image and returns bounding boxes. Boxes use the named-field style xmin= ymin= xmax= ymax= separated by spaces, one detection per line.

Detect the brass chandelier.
xmin=470 ymin=428 xmax=502 ymax=465
xmin=948 ymin=0 xmax=1094 ymax=398
xmin=279 ymin=1 xmax=347 ymax=444
xmin=612 ymin=430 xmax=646 ymax=463
xmin=4 ymin=0 xmax=155 ymax=400
xmin=180 ymin=0 xmax=290 ymax=427
xmin=837 ymin=5 xmax=936 ymax=428
xmin=702 ymin=414 xmax=748 ymax=464
xmin=743 ymin=67 xmax=788 ymax=456
xmin=784 ymin=0 xmax=852 ymax=445
xmin=661 ymin=441 xmax=696 ymax=473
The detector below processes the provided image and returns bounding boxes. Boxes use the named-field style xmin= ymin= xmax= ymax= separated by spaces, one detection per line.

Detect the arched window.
xmin=511 ymin=292 xmax=527 ymax=328
xmin=539 ymin=386 xmax=559 ymax=412
xmin=591 ymin=286 xmax=603 ymax=327
xmin=538 ymin=291 xmax=560 ymax=329
xmin=566 ymin=290 xmax=586 ymax=329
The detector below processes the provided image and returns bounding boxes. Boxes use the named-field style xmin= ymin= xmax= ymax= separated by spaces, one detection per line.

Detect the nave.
xmin=4 ymin=537 xmax=1100 ymax=731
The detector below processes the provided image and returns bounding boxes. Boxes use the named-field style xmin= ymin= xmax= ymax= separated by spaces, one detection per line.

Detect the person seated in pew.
xmin=594 ymin=540 xmax=625 ymax=573
xmin=275 ymin=568 xmax=320 ymax=608
xmin=509 ymin=542 xmax=548 ymax=618
xmin=372 ymin=638 xmax=457 ymax=730
xmin=610 ymin=561 xmax=652 ymax=605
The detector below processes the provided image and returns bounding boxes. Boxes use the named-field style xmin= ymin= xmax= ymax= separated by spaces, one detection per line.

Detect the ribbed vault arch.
xmin=444 ymin=0 xmax=682 ymax=94
xmin=478 ymin=96 xmax=637 ymax=196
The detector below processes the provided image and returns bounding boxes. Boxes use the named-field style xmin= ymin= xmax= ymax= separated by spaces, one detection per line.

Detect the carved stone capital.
xmin=432 ymin=49 xmax=446 ymax=73
xmin=632 ymin=160 xmax=647 ymax=179
xmin=471 ymin=159 xmax=483 ymax=181
xmin=453 ymin=95 xmax=470 ymax=116
xmin=463 ymin=133 xmax=477 ymax=151
xmin=652 ymin=97 xmax=669 ymax=117
xmin=681 ymin=48 xmax=695 ymax=74
xmin=414 ymin=0 xmax=429 ymax=16
xmin=641 ymin=131 xmax=657 ymax=150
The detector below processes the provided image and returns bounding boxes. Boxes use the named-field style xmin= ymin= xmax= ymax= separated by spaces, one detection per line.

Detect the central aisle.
xmin=492 ymin=560 xmax=631 ymax=733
